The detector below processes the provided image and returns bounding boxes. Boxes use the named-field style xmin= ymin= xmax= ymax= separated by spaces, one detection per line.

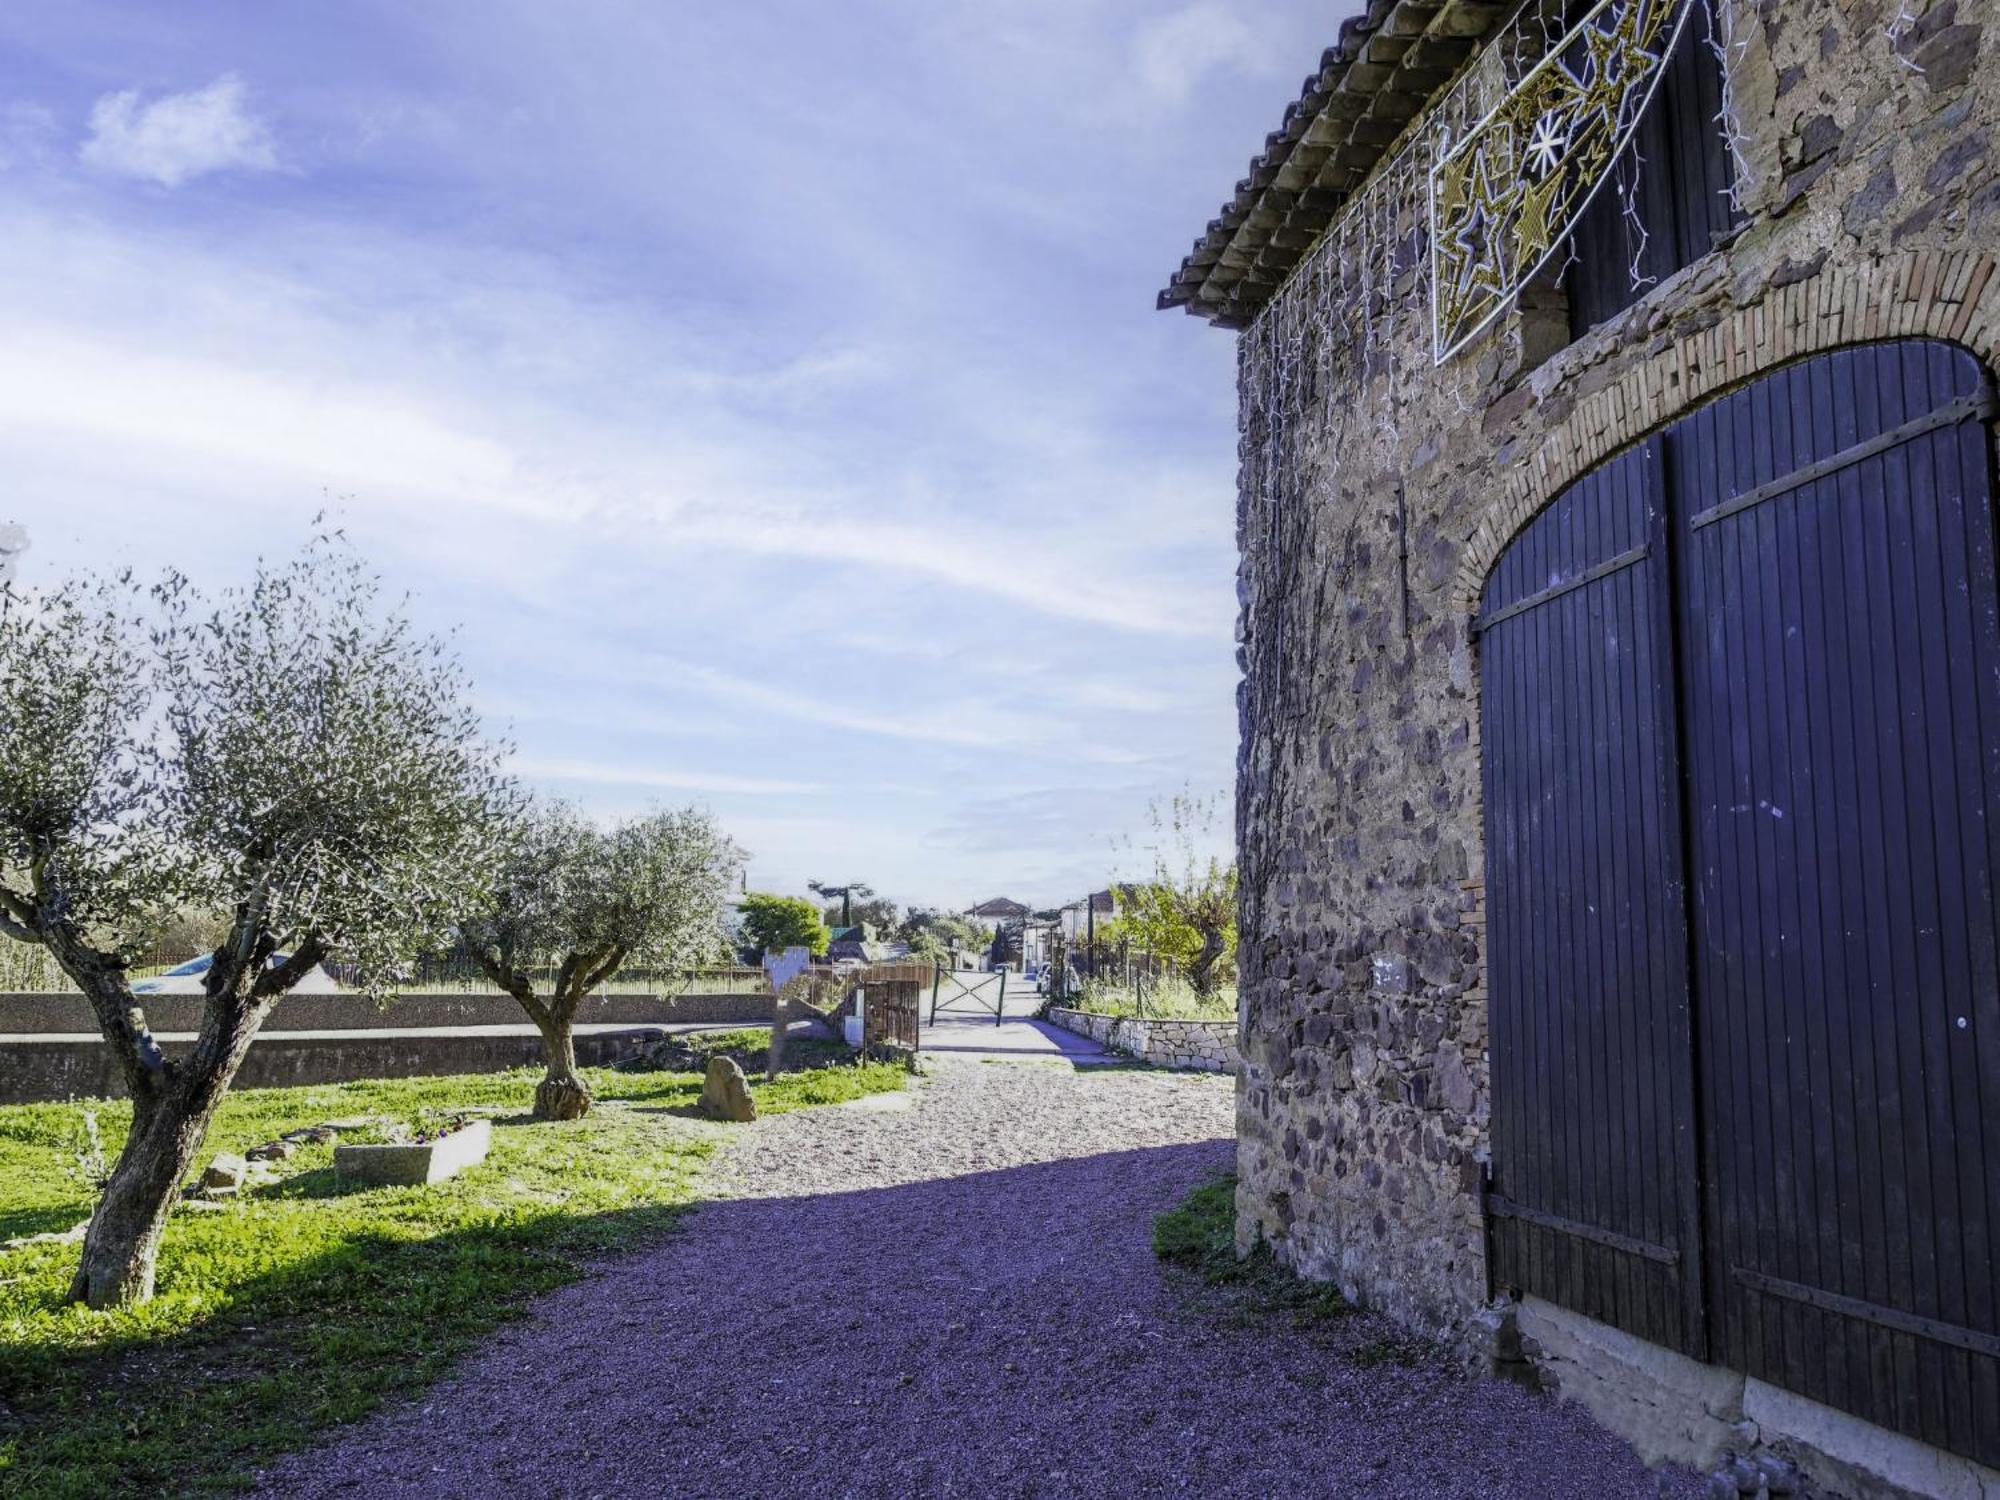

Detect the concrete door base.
xmin=1510 ymin=1297 xmax=2000 ymax=1500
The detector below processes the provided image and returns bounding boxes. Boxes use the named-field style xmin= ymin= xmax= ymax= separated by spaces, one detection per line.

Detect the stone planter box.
xmin=334 ymin=1118 xmax=491 ymax=1187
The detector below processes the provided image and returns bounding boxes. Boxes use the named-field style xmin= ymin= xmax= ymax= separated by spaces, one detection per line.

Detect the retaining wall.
xmin=0 ymin=1026 xmax=673 ymax=1105
xmin=1046 ymin=1007 xmax=1239 ymax=1073
xmin=0 ymin=990 xmax=772 ymax=1035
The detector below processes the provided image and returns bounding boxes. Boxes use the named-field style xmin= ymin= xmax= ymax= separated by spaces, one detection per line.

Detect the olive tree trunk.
xmin=1189 ymin=926 xmax=1229 ymax=998
xmin=474 ymin=955 xmax=598 ymax=1121
xmin=52 ymin=936 xmax=283 ymax=1308
xmin=531 ymin=1014 xmax=592 ymax=1121
xmin=70 ymin=1086 xmax=209 ymax=1308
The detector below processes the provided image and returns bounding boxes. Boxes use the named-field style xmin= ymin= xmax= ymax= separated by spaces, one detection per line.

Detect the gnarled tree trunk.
xmin=476 ymin=950 xmax=612 ymax=1122
xmin=57 ymin=933 xmax=313 ymax=1308
xmin=531 ymin=1016 xmax=592 ymax=1120
xmin=1189 ymin=925 xmax=1229 ymax=997
xmin=70 ymin=1087 xmax=203 ymax=1308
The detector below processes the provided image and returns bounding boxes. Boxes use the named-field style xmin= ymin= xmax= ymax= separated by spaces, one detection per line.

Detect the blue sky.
xmin=0 ymin=1 xmax=1342 ymax=910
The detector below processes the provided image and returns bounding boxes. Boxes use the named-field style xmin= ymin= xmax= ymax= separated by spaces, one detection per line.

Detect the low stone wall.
xmin=0 ymin=1026 xmax=671 ymax=1105
xmin=0 ymin=990 xmax=772 ymax=1035
xmin=1046 ymin=1007 xmax=1238 ymax=1074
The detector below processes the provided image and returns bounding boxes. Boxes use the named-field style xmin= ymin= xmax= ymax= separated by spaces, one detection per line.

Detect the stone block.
xmin=201 ymin=1153 xmax=248 ymax=1193
xmin=334 ymin=1118 xmax=491 ymax=1188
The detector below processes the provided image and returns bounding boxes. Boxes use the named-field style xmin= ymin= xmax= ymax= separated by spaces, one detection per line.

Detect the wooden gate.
xmin=853 ymin=962 xmax=927 ymax=1051
xmin=1481 ymin=340 xmax=2000 ymax=1464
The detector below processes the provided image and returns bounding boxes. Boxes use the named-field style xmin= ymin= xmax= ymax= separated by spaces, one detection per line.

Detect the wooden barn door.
xmin=1479 ymin=436 xmax=1709 ymax=1357
xmin=1482 ymin=340 xmax=2000 ymax=1465
xmin=1671 ymin=341 xmax=2000 ymax=1465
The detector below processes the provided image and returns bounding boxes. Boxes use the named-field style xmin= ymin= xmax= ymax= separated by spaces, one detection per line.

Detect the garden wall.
xmin=0 ymin=1025 xmax=669 ymax=1105
xmin=1046 ymin=1007 xmax=1239 ymax=1074
xmin=0 ymin=990 xmax=773 ymax=1035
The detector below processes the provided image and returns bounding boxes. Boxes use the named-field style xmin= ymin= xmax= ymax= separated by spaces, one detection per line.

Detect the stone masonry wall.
xmin=1232 ymin=0 xmax=2000 ymax=1345
xmin=1046 ymin=1007 xmax=1241 ymax=1073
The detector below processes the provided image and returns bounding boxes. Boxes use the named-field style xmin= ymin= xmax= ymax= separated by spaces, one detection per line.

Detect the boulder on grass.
xmin=201 ymin=1153 xmax=248 ymax=1194
xmin=699 ymin=1056 xmax=757 ymax=1122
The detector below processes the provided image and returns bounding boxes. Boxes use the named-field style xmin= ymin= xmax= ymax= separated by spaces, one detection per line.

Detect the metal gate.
xmin=1480 ymin=340 xmax=2000 ymax=1464
xmin=927 ymin=966 xmax=1006 ymax=1026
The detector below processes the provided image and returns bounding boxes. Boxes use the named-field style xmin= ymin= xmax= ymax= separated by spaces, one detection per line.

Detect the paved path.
xmin=258 ymin=1059 xmax=1701 ymax=1499
xmin=917 ymin=1015 xmax=1114 ymax=1063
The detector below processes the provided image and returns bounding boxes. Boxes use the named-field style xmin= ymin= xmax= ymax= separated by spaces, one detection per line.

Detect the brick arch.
xmin=1451 ymin=249 xmax=2000 ymax=620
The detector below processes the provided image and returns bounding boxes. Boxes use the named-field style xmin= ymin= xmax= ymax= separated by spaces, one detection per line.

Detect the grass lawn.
xmin=0 ymin=1058 xmax=905 ymax=1497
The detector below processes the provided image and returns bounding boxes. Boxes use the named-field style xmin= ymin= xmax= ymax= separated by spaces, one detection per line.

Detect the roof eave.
xmin=1158 ymin=0 xmax=1516 ymax=330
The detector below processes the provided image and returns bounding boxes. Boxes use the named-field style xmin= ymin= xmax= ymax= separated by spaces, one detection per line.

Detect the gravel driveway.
xmin=258 ymin=1057 xmax=1700 ymax=1499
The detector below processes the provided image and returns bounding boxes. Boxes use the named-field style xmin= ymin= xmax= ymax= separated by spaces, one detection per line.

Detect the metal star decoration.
xmin=1526 ymin=109 xmax=1571 ymax=178
xmin=1430 ymin=0 xmax=1695 ymax=363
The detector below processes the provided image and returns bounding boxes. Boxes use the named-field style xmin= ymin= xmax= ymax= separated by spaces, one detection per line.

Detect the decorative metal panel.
xmin=1430 ymin=0 xmax=1697 ymax=363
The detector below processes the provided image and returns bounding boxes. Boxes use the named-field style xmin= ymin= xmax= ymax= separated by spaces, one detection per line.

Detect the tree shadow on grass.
xmin=0 ymin=1194 xmax=698 ymax=1499
xmin=0 ymin=1202 xmax=88 ymax=1243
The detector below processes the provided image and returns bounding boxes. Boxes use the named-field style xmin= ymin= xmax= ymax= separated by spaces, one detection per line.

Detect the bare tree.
xmin=0 ymin=539 xmax=507 ymax=1308
xmin=462 ymin=800 xmax=741 ymax=1121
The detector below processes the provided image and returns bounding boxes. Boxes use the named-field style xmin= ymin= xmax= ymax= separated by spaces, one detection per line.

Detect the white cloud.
xmin=1133 ymin=3 xmax=1280 ymax=107
xmin=670 ymin=512 xmax=1225 ymax=640
xmin=507 ymin=755 xmax=823 ymax=796
xmin=81 ymin=74 xmax=277 ymax=187
xmin=669 ymin=661 xmax=1045 ymax=750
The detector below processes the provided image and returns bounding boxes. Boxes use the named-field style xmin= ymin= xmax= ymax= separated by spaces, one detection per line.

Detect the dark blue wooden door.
xmin=1671 ymin=341 xmax=2000 ymax=1466
xmin=1483 ymin=339 xmax=2000 ymax=1465
xmin=1479 ymin=437 xmax=1709 ymax=1358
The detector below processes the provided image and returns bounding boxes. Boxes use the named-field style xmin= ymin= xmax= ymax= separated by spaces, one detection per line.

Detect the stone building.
xmin=1163 ymin=0 xmax=1999 ymax=1492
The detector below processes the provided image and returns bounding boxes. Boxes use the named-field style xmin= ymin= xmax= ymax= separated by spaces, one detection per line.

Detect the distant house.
xmin=1057 ymin=887 xmax=1133 ymax=945
xmin=961 ymin=897 xmax=1029 ymax=931
xmin=825 ymin=924 xmax=886 ymax=965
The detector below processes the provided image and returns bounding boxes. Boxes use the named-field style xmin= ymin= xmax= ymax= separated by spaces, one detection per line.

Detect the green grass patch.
xmin=1153 ymin=1172 xmax=1348 ymax=1326
xmin=0 ymin=1059 xmax=904 ymax=1497
xmin=1068 ymin=977 xmax=1236 ymax=1022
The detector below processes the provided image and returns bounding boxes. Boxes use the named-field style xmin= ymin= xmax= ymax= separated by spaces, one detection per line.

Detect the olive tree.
xmin=462 ymin=801 xmax=741 ymax=1121
xmin=1118 ymin=791 xmax=1237 ymax=997
xmin=0 ymin=541 xmax=507 ymax=1308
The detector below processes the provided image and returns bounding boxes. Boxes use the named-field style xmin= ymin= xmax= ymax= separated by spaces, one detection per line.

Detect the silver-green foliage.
xmin=150 ymin=544 xmax=510 ymax=995
xmin=460 ymin=797 xmax=743 ymax=1118
xmin=0 ymin=534 xmax=510 ymax=1307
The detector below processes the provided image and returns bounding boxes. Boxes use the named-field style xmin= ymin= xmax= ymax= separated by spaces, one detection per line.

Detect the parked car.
xmin=132 ymin=953 xmax=342 ymax=994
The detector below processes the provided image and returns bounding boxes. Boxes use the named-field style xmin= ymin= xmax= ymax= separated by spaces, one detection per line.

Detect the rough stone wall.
xmin=1231 ymin=0 xmax=2000 ymax=1345
xmin=1046 ymin=1007 xmax=1241 ymax=1073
